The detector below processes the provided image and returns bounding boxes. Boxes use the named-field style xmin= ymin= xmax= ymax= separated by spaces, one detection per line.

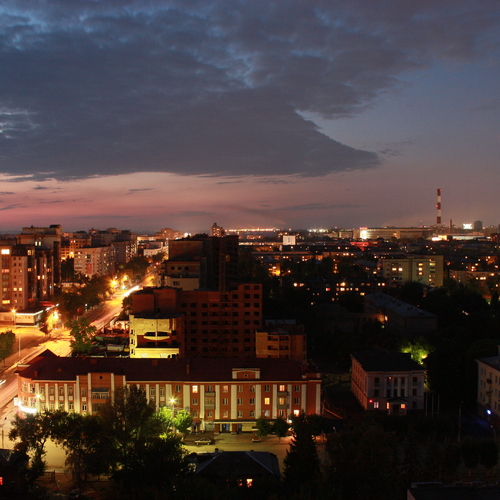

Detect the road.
xmin=0 ymin=274 xmax=154 ymax=449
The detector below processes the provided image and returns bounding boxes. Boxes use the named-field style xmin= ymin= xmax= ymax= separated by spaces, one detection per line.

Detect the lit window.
xmin=192 ymin=385 xmax=198 ymax=394
xmin=279 ymin=384 xmax=286 ymax=392
xmin=374 ymin=402 xmax=379 ymax=409
xmin=264 ymin=397 xmax=270 ymax=405
xmin=223 ymin=385 xmax=229 ymax=393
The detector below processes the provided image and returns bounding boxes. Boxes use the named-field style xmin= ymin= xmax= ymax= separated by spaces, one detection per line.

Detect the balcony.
xmin=144 ymin=331 xmax=171 ymax=340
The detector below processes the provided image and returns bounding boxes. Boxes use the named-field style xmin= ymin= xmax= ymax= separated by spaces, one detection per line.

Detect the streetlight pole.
xmin=458 ymin=400 xmax=464 ymax=442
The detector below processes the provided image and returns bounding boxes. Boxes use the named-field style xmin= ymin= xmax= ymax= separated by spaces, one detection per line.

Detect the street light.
xmin=170 ymin=397 xmax=177 ymax=433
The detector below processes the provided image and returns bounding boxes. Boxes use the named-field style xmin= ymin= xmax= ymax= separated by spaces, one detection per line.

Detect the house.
xmin=351 ymin=349 xmax=426 ymax=415
xmin=16 ymin=351 xmax=322 ymax=434
xmin=192 ymin=450 xmax=280 ymax=487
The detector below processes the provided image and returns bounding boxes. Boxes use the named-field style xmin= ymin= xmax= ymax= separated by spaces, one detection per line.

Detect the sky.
xmin=0 ymin=1 xmax=499 ymax=234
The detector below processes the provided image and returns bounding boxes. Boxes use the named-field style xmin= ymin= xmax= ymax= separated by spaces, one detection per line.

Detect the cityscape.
xmin=1 ymin=1 xmax=500 ymax=499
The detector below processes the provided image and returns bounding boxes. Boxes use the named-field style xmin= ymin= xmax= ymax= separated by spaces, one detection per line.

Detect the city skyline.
xmin=0 ymin=1 xmax=499 ymax=233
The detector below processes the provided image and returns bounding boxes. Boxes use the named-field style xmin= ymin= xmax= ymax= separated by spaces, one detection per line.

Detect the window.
xmin=69 ymin=402 xmax=74 ymax=411
xmin=175 ymin=385 xmax=181 ymax=392
xmin=222 ymin=398 xmax=228 ymax=405
xmin=82 ymin=403 xmax=87 ymax=412
xmin=293 ymin=398 xmax=300 ymax=405
xmin=374 ymin=377 xmax=380 ymax=385
xmin=250 ymin=410 xmax=255 ymax=417
xmin=238 ymin=385 xmax=243 ymax=392
xmin=192 ymin=398 xmax=198 ymax=405
xmin=81 ymin=388 xmax=86 ymax=397
xmin=207 ymin=410 xmax=213 ymax=418
xmin=58 ymin=387 xmax=64 ymax=396
xmin=150 ymin=388 xmax=156 ymax=396
xmin=192 ymin=385 xmax=198 ymax=393
xmin=278 ymin=397 xmax=286 ymax=405
xmin=223 ymin=385 xmax=229 ymax=393
xmin=250 ymin=385 xmax=255 ymax=392
xmin=278 ymin=410 xmax=284 ymax=417
xmin=264 ymin=397 xmax=270 ymax=405
xmin=49 ymin=386 xmax=55 ymax=396
xmin=223 ymin=411 xmax=229 ymax=418
xmin=68 ymin=386 xmax=73 ymax=396
xmin=374 ymin=389 xmax=379 ymax=397
xmin=374 ymin=402 xmax=379 ymax=409
xmin=264 ymin=385 xmax=270 ymax=392
xmin=160 ymin=387 xmax=165 ymax=397
xmin=237 ymin=398 xmax=243 ymax=405
xmin=263 ymin=410 xmax=270 ymax=417
xmin=279 ymin=385 xmax=286 ymax=392
xmin=249 ymin=398 xmax=255 ymax=405
xmin=207 ymin=385 xmax=213 ymax=392
xmin=412 ymin=389 xmax=417 ymax=396
xmin=294 ymin=385 xmax=300 ymax=392
xmin=237 ymin=410 xmax=243 ymax=418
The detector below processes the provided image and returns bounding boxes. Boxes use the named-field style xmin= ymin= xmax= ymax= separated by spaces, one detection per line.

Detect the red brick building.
xmin=17 ymin=351 xmax=322 ymax=433
xmin=130 ymin=284 xmax=262 ymax=358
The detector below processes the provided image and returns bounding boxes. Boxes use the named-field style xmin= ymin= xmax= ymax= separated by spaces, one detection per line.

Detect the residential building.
xmin=351 ymin=349 xmax=426 ymax=415
xmin=17 ymin=351 xmax=322 ymax=433
xmin=129 ymin=284 xmax=262 ymax=358
xmin=477 ymin=348 xmax=500 ymax=420
xmin=364 ymin=292 xmax=437 ymax=336
xmin=74 ymin=246 xmax=116 ymax=278
xmin=193 ymin=451 xmax=280 ymax=486
xmin=377 ymin=254 xmax=444 ymax=287
xmin=129 ymin=313 xmax=182 ymax=358
xmin=255 ymin=321 xmax=306 ymax=362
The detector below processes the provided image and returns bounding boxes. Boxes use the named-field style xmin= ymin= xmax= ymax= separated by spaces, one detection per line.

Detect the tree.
xmin=173 ymin=409 xmax=193 ymax=437
xmin=479 ymin=439 xmax=498 ymax=475
xmin=99 ymin=386 xmax=161 ymax=476
xmin=9 ymin=410 xmax=67 ymax=483
xmin=283 ymin=413 xmax=322 ymax=495
xmin=0 ymin=330 xmax=15 ymax=365
xmin=460 ymin=436 xmax=480 ymax=476
xmin=52 ymin=412 xmax=112 ymax=487
xmin=65 ymin=317 xmax=97 ymax=355
xmin=272 ymin=416 xmax=290 ymax=442
xmin=255 ymin=417 xmax=272 ymax=438
xmin=442 ymin=440 xmax=461 ymax=483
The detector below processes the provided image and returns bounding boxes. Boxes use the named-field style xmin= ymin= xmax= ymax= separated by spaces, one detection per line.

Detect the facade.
xmin=351 ymin=349 xmax=426 ymax=415
xmin=364 ymin=292 xmax=437 ymax=336
xmin=17 ymin=351 xmax=322 ymax=433
xmin=74 ymin=246 xmax=116 ymax=278
xmin=476 ymin=349 xmax=500 ymax=420
xmin=255 ymin=322 xmax=306 ymax=362
xmin=129 ymin=313 xmax=182 ymax=358
xmin=130 ymin=284 xmax=263 ymax=358
xmin=377 ymin=254 xmax=444 ymax=288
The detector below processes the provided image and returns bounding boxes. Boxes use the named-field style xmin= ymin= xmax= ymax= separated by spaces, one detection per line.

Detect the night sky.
xmin=1 ymin=1 xmax=499 ymax=233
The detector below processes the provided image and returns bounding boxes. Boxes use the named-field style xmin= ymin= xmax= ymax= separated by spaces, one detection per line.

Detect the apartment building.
xmin=364 ymin=292 xmax=437 ymax=336
xmin=74 ymin=246 xmax=116 ymax=278
xmin=255 ymin=321 xmax=306 ymax=362
xmin=17 ymin=351 xmax=322 ymax=433
xmin=129 ymin=284 xmax=262 ymax=358
xmin=377 ymin=254 xmax=444 ymax=288
xmin=351 ymin=349 xmax=426 ymax=415
xmin=477 ymin=349 xmax=500 ymax=420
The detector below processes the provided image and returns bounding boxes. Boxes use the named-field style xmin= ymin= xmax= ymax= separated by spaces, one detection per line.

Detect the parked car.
xmin=194 ymin=438 xmax=213 ymax=445
xmin=252 ymin=436 xmax=262 ymax=443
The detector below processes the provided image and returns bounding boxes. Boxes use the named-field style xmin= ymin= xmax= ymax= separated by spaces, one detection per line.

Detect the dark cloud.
xmin=280 ymin=203 xmax=360 ymax=211
xmin=0 ymin=1 xmax=497 ymax=181
xmin=0 ymin=204 xmax=26 ymax=211
xmin=127 ymin=188 xmax=153 ymax=193
xmin=38 ymin=200 xmax=63 ymax=204
xmin=0 ymin=192 xmax=14 ymax=195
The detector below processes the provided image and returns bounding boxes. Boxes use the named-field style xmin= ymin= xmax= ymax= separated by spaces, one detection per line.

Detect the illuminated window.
xmin=222 ymin=410 xmax=229 ymax=418
xmin=264 ymin=397 xmax=270 ymax=405
xmin=401 ymin=404 xmax=406 ymax=409
xmin=192 ymin=385 xmax=198 ymax=394
xmin=293 ymin=409 xmax=300 ymax=416
xmin=279 ymin=385 xmax=286 ymax=392
xmin=374 ymin=402 xmax=379 ymax=409
xmin=222 ymin=385 xmax=229 ymax=393
xmin=1 ymin=249 xmax=9 ymax=255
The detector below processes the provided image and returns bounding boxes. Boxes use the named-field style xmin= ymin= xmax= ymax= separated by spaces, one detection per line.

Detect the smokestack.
xmin=436 ymin=189 xmax=442 ymax=226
